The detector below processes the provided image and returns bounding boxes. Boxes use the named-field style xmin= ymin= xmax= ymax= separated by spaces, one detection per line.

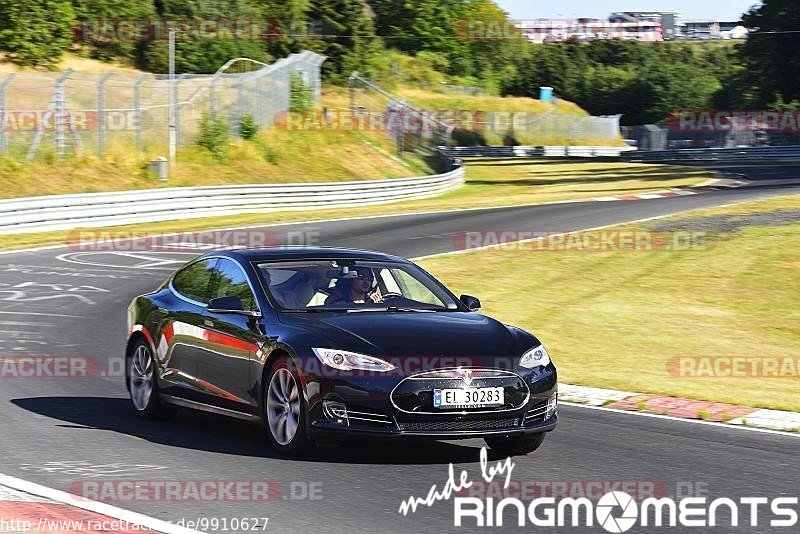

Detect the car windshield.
xmin=256 ymin=259 xmax=461 ymax=312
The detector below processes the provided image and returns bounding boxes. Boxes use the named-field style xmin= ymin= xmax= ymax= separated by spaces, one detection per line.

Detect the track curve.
xmin=1 ymin=177 xmax=799 ymax=533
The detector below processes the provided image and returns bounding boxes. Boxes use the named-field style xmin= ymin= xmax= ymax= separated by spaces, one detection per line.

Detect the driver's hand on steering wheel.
xmin=369 ymin=292 xmax=384 ymax=303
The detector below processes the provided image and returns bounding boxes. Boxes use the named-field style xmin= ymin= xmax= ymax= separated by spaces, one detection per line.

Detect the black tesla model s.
xmin=125 ymin=247 xmax=557 ymax=455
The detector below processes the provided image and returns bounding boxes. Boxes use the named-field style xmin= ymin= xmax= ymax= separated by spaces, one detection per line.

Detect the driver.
xmin=325 ymin=267 xmax=383 ymax=305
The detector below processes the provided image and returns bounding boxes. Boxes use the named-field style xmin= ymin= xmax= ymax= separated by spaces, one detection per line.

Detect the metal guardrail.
xmin=445 ymin=145 xmax=636 ymax=158
xmin=0 ymin=164 xmax=465 ymax=234
xmin=622 ymin=145 xmax=800 ymax=163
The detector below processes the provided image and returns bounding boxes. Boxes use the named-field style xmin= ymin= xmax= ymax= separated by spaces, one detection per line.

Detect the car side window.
xmin=213 ymin=258 xmax=257 ymax=311
xmin=172 ymin=259 xmax=217 ymax=304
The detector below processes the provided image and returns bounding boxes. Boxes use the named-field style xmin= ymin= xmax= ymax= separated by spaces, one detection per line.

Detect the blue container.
xmin=539 ymin=86 xmax=554 ymax=102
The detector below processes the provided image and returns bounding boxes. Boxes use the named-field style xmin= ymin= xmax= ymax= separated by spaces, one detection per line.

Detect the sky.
xmin=493 ymin=1 xmax=761 ymax=21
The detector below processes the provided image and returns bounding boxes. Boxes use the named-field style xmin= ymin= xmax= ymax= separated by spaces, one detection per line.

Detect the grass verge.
xmin=0 ymin=128 xmax=428 ymax=199
xmin=0 ymin=160 xmax=712 ymax=251
xmin=417 ymin=194 xmax=800 ymax=412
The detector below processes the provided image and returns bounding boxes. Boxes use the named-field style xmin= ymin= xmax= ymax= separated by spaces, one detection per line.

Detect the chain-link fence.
xmin=466 ymin=112 xmax=622 ymax=145
xmin=348 ymin=72 xmax=457 ymax=173
xmin=623 ymin=118 xmax=800 ymax=151
xmin=348 ymin=73 xmax=621 ymax=153
xmin=0 ymin=50 xmax=325 ymax=161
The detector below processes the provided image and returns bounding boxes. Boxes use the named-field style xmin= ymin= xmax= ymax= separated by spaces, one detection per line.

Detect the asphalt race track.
xmin=1 ymin=174 xmax=799 ymax=533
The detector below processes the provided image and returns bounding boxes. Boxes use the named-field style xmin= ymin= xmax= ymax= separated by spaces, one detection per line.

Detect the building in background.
xmin=610 ymin=12 xmax=677 ymax=39
xmin=677 ymin=19 xmax=746 ymax=39
xmin=518 ymin=11 xmax=746 ymax=43
xmin=518 ymin=17 xmax=663 ymax=43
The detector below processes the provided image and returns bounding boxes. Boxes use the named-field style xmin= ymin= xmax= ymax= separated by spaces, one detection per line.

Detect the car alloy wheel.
xmin=130 ymin=344 xmax=154 ymax=411
xmin=127 ymin=339 xmax=172 ymax=419
xmin=266 ymin=368 xmax=301 ymax=445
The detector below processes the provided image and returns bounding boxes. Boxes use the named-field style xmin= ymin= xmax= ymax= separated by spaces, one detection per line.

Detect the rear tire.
xmin=127 ymin=339 xmax=172 ymax=420
xmin=263 ymin=356 xmax=311 ymax=455
xmin=485 ymin=433 xmax=546 ymax=456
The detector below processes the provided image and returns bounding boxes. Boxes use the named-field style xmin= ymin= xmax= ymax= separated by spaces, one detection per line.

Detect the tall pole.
xmin=134 ymin=74 xmax=147 ymax=151
xmin=0 ymin=74 xmax=15 ymax=155
xmin=168 ymin=27 xmax=176 ymax=179
xmin=97 ymin=73 xmax=113 ymax=159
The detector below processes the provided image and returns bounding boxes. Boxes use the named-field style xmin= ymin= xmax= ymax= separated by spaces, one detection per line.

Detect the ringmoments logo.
xmin=451 ymin=493 xmax=799 ymax=530
xmin=398 ymin=448 xmax=799 ymax=531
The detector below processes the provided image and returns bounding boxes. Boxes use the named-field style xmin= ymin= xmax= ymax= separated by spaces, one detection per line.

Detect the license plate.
xmin=433 ymin=387 xmax=504 ymax=408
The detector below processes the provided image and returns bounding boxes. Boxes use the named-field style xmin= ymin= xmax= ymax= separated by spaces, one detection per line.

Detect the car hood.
xmin=279 ymin=311 xmax=527 ymax=360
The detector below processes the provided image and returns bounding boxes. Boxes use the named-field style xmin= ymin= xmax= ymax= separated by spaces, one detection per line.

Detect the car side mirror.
xmin=460 ymin=294 xmax=481 ymax=311
xmin=207 ymin=296 xmax=261 ymax=317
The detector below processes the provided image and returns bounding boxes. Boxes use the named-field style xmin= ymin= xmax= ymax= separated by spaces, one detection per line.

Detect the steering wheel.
xmin=380 ymin=292 xmax=403 ymax=300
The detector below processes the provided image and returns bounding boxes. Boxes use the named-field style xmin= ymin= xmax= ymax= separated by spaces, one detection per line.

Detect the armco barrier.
xmin=621 ymin=145 xmax=800 ymax=164
xmin=0 ymin=165 xmax=465 ymax=234
xmin=445 ymin=145 xmax=636 ymax=158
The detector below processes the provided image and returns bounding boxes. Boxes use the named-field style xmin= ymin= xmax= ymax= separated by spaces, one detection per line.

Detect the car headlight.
xmin=311 ymin=348 xmax=396 ymax=372
xmin=519 ymin=344 xmax=552 ymax=369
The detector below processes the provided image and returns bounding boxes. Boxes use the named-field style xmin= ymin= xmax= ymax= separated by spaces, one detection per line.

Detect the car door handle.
xmin=203 ymin=318 xmax=214 ymax=327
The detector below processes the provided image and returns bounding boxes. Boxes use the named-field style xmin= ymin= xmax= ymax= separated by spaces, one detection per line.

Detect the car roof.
xmin=199 ymin=246 xmax=408 ymax=264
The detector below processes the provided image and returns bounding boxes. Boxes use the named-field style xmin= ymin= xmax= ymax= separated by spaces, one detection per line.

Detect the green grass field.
xmin=418 ymin=194 xmax=800 ymax=412
xmin=0 ymin=160 xmax=713 ymax=250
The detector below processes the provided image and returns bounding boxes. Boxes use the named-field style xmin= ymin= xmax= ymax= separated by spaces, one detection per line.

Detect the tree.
xmin=70 ymin=0 xmax=157 ymax=61
xmin=251 ymin=0 xmax=311 ymax=58
xmin=739 ymin=0 xmax=800 ymax=105
xmin=0 ymin=0 xmax=75 ymax=67
xmin=505 ymin=42 xmax=586 ymax=102
xmin=138 ymin=0 xmax=271 ymax=73
xmin=307 ymin=0 xmax=377 ymax=82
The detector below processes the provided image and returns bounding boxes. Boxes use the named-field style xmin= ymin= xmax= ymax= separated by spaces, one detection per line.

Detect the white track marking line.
xmin=0 ymin=178 xmax=742 ymax=257
xmin=561 ymin=402 xmax=800 ymax=439
xmin=0 ymin=473 xmax=205 ymax=534
xmin=55 ymin=252 xmax=187 ymax=271
xmin=410 ymin=207 xmax=713 ymax=261
xmin=0 ymin=310 xmax=82 ymax=318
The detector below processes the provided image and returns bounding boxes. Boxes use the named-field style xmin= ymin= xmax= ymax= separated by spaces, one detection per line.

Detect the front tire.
xmin=485 ymin=433 xmax=546 ymax=456
xmin=127 ymin=339 xmax=172 ymax=419
xmin=264 ymin=356 xmax=311 ymax=455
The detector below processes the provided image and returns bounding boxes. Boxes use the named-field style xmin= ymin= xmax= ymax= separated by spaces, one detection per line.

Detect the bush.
xmin=252 ymin=138 xmax=279 ymax=164
xmin=502 ymin=130 xmax=519 ymax=146
xmin=197 ymin=114 xmax=229 ymax=161
xmin=290 ymin=73 xmax=313 ymax=112
xmin=452 ymin=129 xmax=487 ymax=146
xmin=239 ymin=113 xmax=258 ymax=140
xmin=261 ymin=144 xmax=279 ymax=164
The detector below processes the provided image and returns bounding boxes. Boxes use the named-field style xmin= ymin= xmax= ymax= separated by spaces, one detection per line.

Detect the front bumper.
xmin=305 ymin=365 xmax=558 ymax=440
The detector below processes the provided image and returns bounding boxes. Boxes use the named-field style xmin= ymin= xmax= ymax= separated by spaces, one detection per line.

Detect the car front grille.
xmin=398 ymin=418 xmax=520 ymax=432
xmin=391 ymin=368 xmax=529 ymax=414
